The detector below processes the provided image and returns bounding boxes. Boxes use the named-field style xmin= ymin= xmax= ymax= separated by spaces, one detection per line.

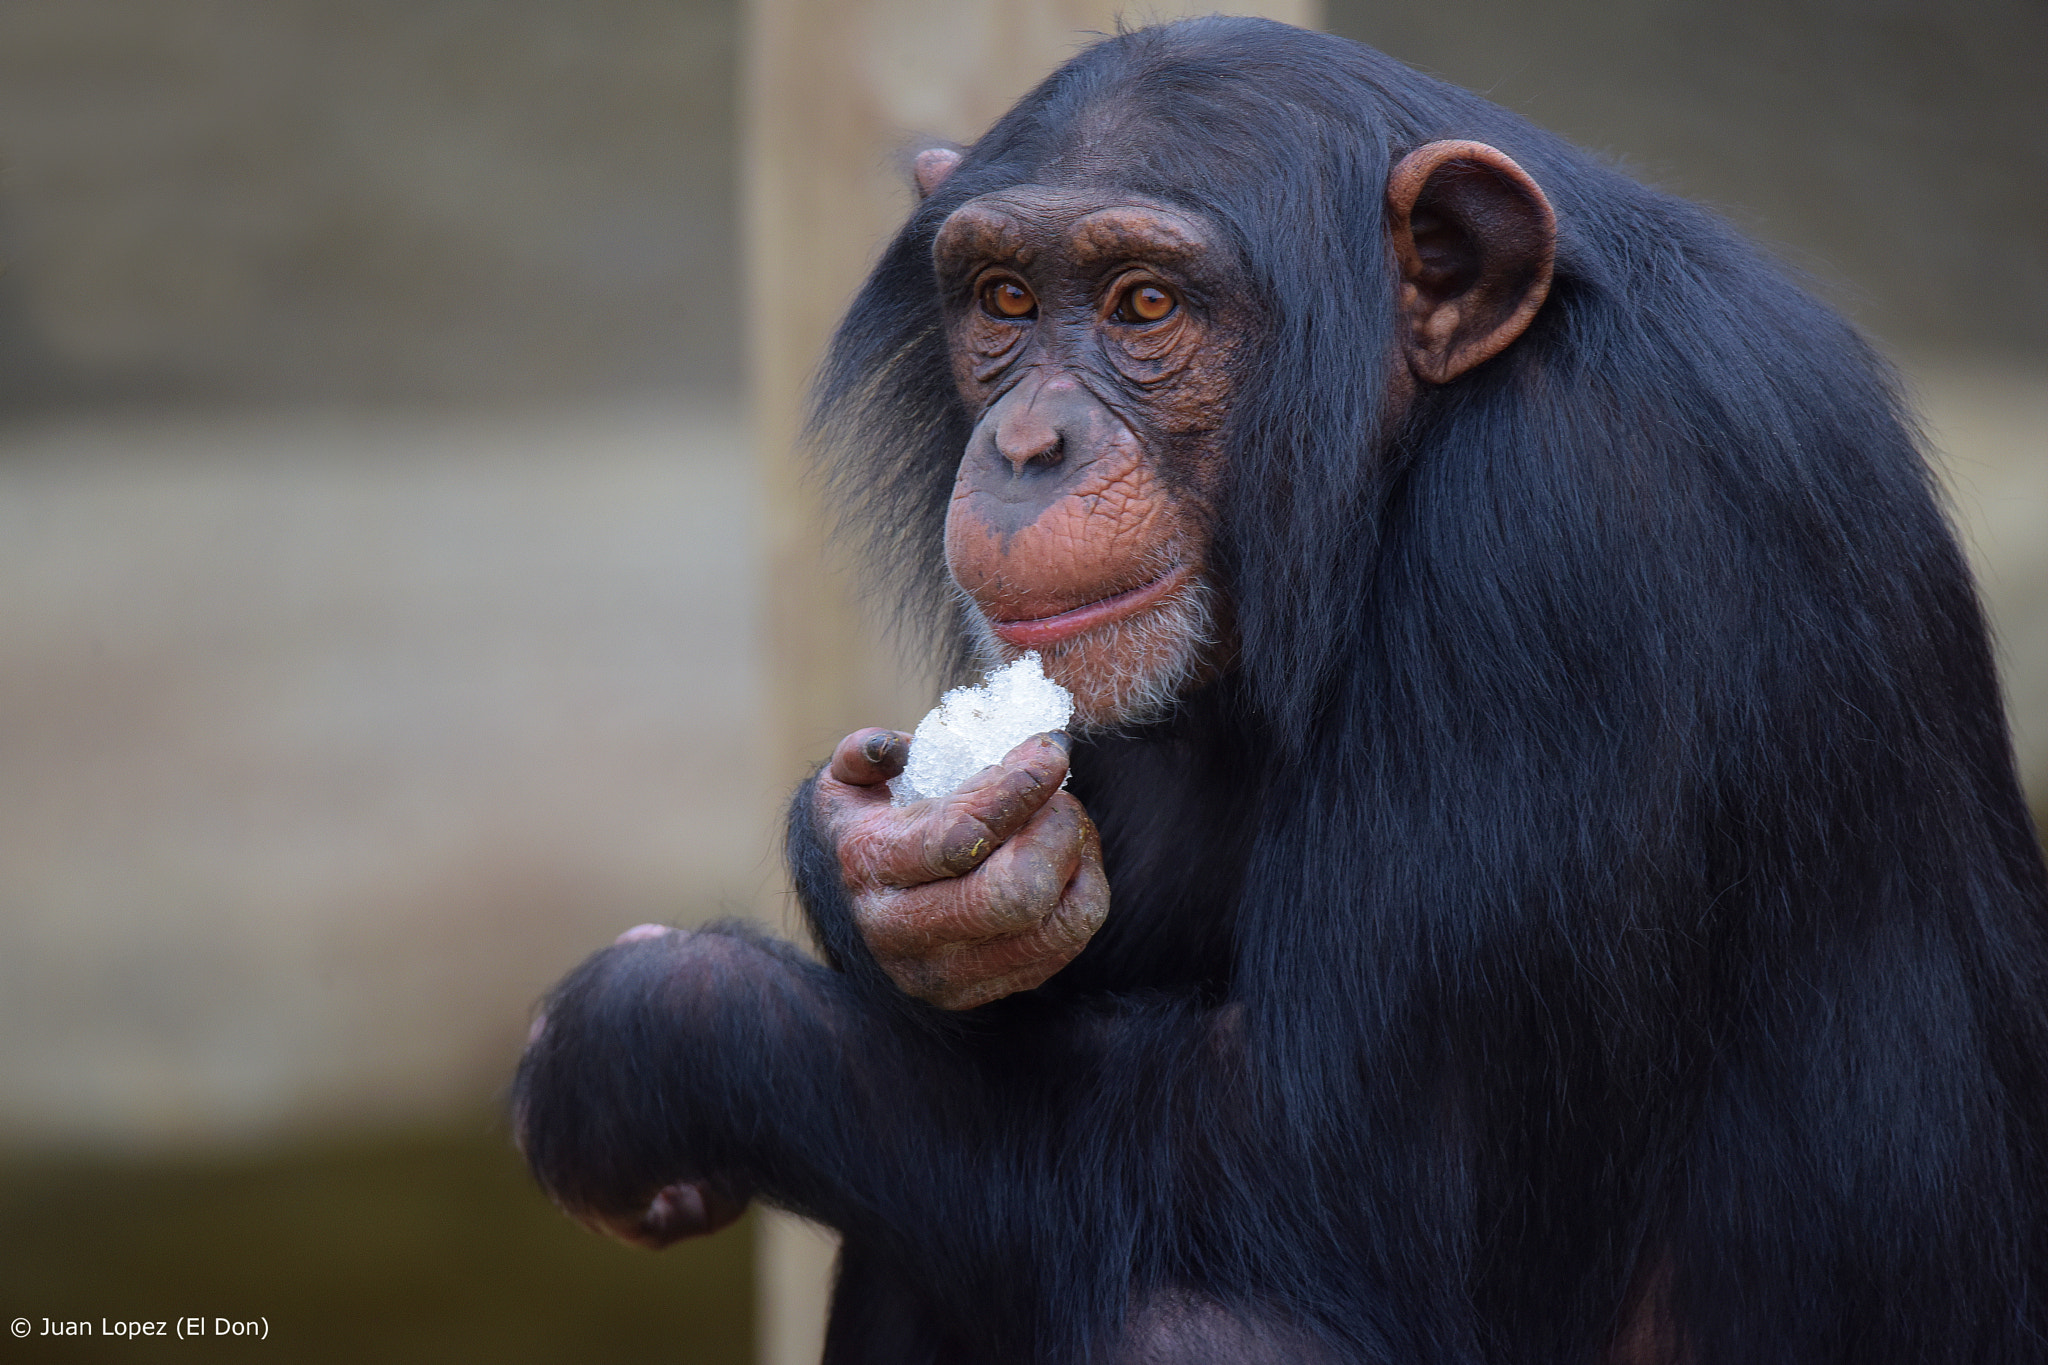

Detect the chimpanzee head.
xmin=816 ymin=19 xmax=1568 ymax=733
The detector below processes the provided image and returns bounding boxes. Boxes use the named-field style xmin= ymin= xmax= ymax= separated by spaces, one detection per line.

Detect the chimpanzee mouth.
xmin=985 ymin=564 xmax=1196 ymax=648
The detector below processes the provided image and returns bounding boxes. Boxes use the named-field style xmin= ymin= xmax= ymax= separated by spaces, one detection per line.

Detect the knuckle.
xmin=934 ymin=813 xmax=999 ymax=875
xmin=956 ymin=758 xmax=1052 ymax=824
xmin=995 ymin=761 xmax=1057 ymax=811
xmin=1058 ymin=886 xmax=1110 ymax=943
xmin=975 ymin=861 xmax=1064 ymax=931
xmin=1038 ymin=801 xmax=1088 ymax=851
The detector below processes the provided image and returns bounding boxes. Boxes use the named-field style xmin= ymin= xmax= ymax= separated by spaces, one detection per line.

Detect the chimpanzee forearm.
xmin=515 ymin=922 xmax=932 ymax=1231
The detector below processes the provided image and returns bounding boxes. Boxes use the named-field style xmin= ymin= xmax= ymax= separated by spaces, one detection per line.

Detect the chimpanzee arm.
xmin=514 ymin=922 xmax=953 ymax=1239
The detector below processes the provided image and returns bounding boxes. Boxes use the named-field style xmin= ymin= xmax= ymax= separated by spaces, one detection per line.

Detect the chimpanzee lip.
xmin=985 ymin=564 xmax=1194 ymax=647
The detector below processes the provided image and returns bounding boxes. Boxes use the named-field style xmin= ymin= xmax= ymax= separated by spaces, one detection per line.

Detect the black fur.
xmin=517 ymin=19 xmax=2048 ymax=1363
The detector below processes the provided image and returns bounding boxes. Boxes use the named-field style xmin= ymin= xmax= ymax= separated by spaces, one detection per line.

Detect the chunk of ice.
xmin=888 ymin=653 xmax=1075 ymax=806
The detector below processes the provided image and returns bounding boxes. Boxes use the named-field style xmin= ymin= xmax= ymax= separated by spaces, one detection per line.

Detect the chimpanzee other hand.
xmin=814 ymin=728 xmax=1109 ymax=1009
xmin=517 ymin=923 xmax=754 ymax=1249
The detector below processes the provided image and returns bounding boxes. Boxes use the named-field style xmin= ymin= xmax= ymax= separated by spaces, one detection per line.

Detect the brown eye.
xmin=1114 ymin=283 xmax=1176 ymax=324
xmin=983 ymin=280 xmax=1036 ymax=319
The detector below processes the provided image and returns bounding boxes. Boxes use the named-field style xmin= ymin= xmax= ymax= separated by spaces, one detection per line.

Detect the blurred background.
xmin=0 ymin=2 xmax=2040 ymax=1362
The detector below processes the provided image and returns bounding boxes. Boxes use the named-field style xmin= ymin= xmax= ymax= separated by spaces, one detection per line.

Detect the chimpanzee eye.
xmin=983 ymin=280 xmax=1037 ymax=319
xmin=1113 ymin=283 xmax=1176 ymax=323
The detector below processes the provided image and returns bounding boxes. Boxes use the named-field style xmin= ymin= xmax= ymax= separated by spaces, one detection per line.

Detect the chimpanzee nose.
xmin=961 ymin=373 xmax=1123 ymax=523
xmin=994 ymin=389 xmax=1065 ymax=473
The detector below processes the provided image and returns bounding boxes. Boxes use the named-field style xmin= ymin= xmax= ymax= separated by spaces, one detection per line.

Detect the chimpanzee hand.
xmin=814 ymin=728 xmax=1109 ymax=1009
xmin=517 ymin=923 xmax=753 ymax=1249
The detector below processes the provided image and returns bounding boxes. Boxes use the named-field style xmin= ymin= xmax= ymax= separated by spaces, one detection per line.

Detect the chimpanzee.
xmin=515 ymin=18 xmax=2048 ymax=1364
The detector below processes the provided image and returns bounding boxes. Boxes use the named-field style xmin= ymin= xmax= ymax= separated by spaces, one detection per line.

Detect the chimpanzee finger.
xmin=963 ymin=791 xmax=1094 ymax=934
xmin=835 ymin=732 xmax=1075 ymax=889
xmin=910 ymin=732 xmax=1073 ymax=881
xmin=911 ymin=821 xmax=1110 ymax=1011
xmin=860 ymin=791 xmax=1091 ymax=956
xmin=829 ymin=728 xmax=913 ymax=786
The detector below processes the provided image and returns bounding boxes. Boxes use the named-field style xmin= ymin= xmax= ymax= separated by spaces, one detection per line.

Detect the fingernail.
xmin=862 ymin=732 xmax=899 ymax=765
xmin=1044 ymin=730 xmax=1072 ymax=753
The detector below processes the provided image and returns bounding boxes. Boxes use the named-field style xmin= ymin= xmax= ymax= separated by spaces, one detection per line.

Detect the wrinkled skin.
xmin=814 ymin=727 xmax=1109 ymax=1009
xmin=934 ymin=186 xmax=1248 ymax=732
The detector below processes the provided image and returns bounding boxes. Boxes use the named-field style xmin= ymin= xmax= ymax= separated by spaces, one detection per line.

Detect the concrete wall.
xmin=0 ymin=2 xmax=761 ymax=1156
xmin=0 ymin=0 xmax=739 ymax=409
xmin=0 ymin=407 xmax=768 ymax=1148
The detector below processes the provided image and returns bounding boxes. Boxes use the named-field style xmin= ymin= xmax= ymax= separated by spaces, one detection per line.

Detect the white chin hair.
xmin=959 ymin=575 xmax=1220 ymax=733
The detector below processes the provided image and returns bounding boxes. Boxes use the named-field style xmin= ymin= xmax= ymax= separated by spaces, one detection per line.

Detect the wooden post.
xmin=741 ymin=4 xmax=1319 ymax=1361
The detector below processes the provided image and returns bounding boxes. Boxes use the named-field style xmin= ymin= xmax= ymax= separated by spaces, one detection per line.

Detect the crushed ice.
xmin=888 ymin=652 xmax=1075 ymax=805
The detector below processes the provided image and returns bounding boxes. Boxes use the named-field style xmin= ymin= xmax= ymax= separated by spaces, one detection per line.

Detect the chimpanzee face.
xmin=925 ymin=134 xmax=1554 ymax=730
xmin=933 ymin=187 xmax=1251 ymax=729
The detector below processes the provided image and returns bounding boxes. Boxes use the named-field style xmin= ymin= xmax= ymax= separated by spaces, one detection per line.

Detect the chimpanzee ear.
xmin=914 ymin=147 xmax=964 ymax=200
xmin=1386 ymin=140 xmax=1556 ymax=384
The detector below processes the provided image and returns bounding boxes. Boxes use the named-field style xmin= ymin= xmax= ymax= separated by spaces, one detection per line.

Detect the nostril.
xmin=1001 ymin=435 xmax=1064 ymax=473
